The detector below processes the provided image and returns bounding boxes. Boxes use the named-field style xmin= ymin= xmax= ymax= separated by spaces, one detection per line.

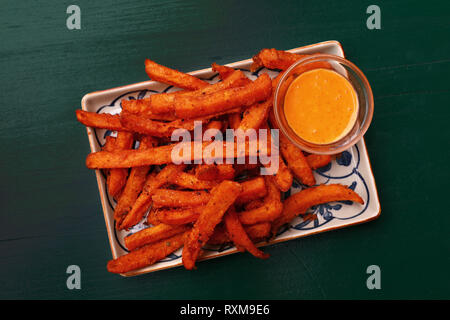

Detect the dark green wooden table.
xmin=1 ymin=0 xmax=449 ymax=299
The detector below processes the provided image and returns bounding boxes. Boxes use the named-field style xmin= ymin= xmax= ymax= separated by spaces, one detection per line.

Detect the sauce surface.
xmin=284 ymin=68 xmax=358 ymax=145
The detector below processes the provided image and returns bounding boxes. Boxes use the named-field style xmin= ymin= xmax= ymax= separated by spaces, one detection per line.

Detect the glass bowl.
xmin=273 ymin=54 xmax=374 ymax=155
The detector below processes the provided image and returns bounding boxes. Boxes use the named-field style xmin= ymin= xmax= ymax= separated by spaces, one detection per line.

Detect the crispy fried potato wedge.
xmin=145 ymin=58 xmax=208 ymax=90
xmin=182 ymin=181 xmax=242 ymax=270
xmin=224 ymin=207 xmax=269 ymax=259
xmin=107 ymin=232 xmax=188 ymax=274
xmin=124 ymin=223 xmax=190 ymax=251
xmin=173 ymin=73 xmax=272 ymax=119
xmin=272 ymin=184 xmax=364 ymax=234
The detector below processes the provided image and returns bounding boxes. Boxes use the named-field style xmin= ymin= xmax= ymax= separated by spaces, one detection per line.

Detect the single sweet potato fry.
xmin=169 ymin=172 xmax=218 ymax=190
xmin=235 ymin=177 xmax=267 ymax=205
xmin=152 ymin=190 xmax=211 ymax=208
xmin=120 ymin=112 xmax=200 ymax=137
xmin=114 ymin=136 xmax=156 ymax=223
xmin=238 ymin=98 xmax=272 ymax=131
xmin=149 ymin=69 xmax=250 ymax=114
xmin=224 ymin=207 xmax=269 ymax=259
xmin=195 ymin=164 xmax=235 ymax=181
xmin=124 ymin=223 xmax=190 ymax=251
xmin=107 ymin=132 xmax=134 ymax=198
xmin=264 ymin=153 xmax=293 ymax=192
xmin=228 ymin=112 xmax=241 ymax=130
xmin=118 ymin=164 xmax=186 ymax=230
xmin=76 ymin=110 xmax=127 ymax=131
xmin=121 ymin=100 xmax=178 ymax=121
xmin=272 ymin=184 xmax=364 ymax=234
xmin=306 ymin=154 xmax=332 ymax=170
xmin=173 ymin=73 xmax=272 ymax=119
xmin=251 ymin=48 xmax=310 ymax=71
xmin=208 ymin=222 xmax=271 ymax=245
xmin=279 ymin=134 xmax=315 ymax=186
xmin=211 ymin=63 xmax=236 ymax=80
xmin=182 ymin=180 xmax=242 ymax=270
xmin=238 ymin=176 xmax=283 ymax=225
xmin=107 ymin=232 xmax=187 ymax=274
xmin=145 ymin=58 xmax=208 ymax=90
xmin=154 ymin=207 xmax=203 ymax=225
xmin=86 ymin=140 xmax=270 ymax=169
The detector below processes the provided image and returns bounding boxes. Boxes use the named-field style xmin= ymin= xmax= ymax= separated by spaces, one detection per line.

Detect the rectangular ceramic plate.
xmin=82 ymin=40 xmax=381 ymax=277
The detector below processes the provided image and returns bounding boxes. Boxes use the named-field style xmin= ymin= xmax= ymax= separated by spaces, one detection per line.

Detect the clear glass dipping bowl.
xmin=273 ymin=54 xmax=374 ymax=155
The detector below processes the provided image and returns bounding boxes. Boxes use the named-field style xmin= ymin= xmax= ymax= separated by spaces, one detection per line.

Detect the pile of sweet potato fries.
xmin=76 ymin=48 xmax=364 ymax=274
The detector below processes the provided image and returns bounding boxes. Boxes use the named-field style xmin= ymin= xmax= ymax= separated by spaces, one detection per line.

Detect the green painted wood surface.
xmin=1 ymin=0 xmax=449 ymax=299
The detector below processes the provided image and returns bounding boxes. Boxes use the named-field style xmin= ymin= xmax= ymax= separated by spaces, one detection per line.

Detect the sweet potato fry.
xmin=306 ymin=154 xmax=332 ymax=170
xmin=120 ymin=112 xmax=200 ymax=137
xmin=244 ymin=199 xmax=265 ymax=211
xmin=208 ymin=222 xmax=271 ymax=245
xmin=251 ymin=48 xmax=310 ymax=71
xmin=173 ymin=73 xmax=272 ymax=119
xmin=272 ymin=184 xmax=364 ymax=234
xmin=118 ymin=164 xmax=186 ymax=230
xmin=146 ymin=206 xmax=161 ymax=226
xmin=264 ymin=153 xmax=293 ymax=192
xmin=224 ymin=207 xmax=269 ymax=259
xmin=103 ymin=135 xmax=116 ymax=151
xmin=211 ymin=63 xmax=236 ymax=80
xmin=124 ymin=223 xmax=190 ymax=251
xmin=238 ymin=176 xmax=283 ymax=225
xmin=107 ymin=232 xmax=187 ymax=274
xmin=195 ymin=164 xmax=235 ymax=181
xmin=238 ymin=98 xmax=272 ymax=131
xmin=149 ymin=69 xmax=250 ymax=114
xmin=235 ymin=177 xmax=267 ymax=205
xmin=152 ymin=190 xmax=211 ymax=208
xmin=279 ymin=134 xmax=315 ymax=186
xmin=228 ymin=112 xmax=241 ymax=130
xmin=182 ymin=181 xmax=242 ymax=270
xmin=107 ymin=132 xmax=134 ymax=198
xmin=154 ymin=207 xmax=202 ymax=225
xmin=169 ymin=172 xmax=218 ymax=190
xmin=121 ymin=100 xmax=178 ymax=121
xmin=113 ymin=136 xmax=156 ymax=223
xmin=76 ymin=110 xmax=127 ymax=131
xmin=145 ymin=58 xmax=208 ymax=90
xmin=86 ymin=140 xmax=270 ymax=169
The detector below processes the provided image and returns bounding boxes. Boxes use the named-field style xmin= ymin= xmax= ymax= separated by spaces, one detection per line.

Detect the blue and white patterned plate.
xmin=81 ymin=40 xmax=380 ymax=276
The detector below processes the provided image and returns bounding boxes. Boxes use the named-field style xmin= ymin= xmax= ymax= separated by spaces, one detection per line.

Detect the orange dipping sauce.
xmin=284 ymin=68 xmax=359 ymax=145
